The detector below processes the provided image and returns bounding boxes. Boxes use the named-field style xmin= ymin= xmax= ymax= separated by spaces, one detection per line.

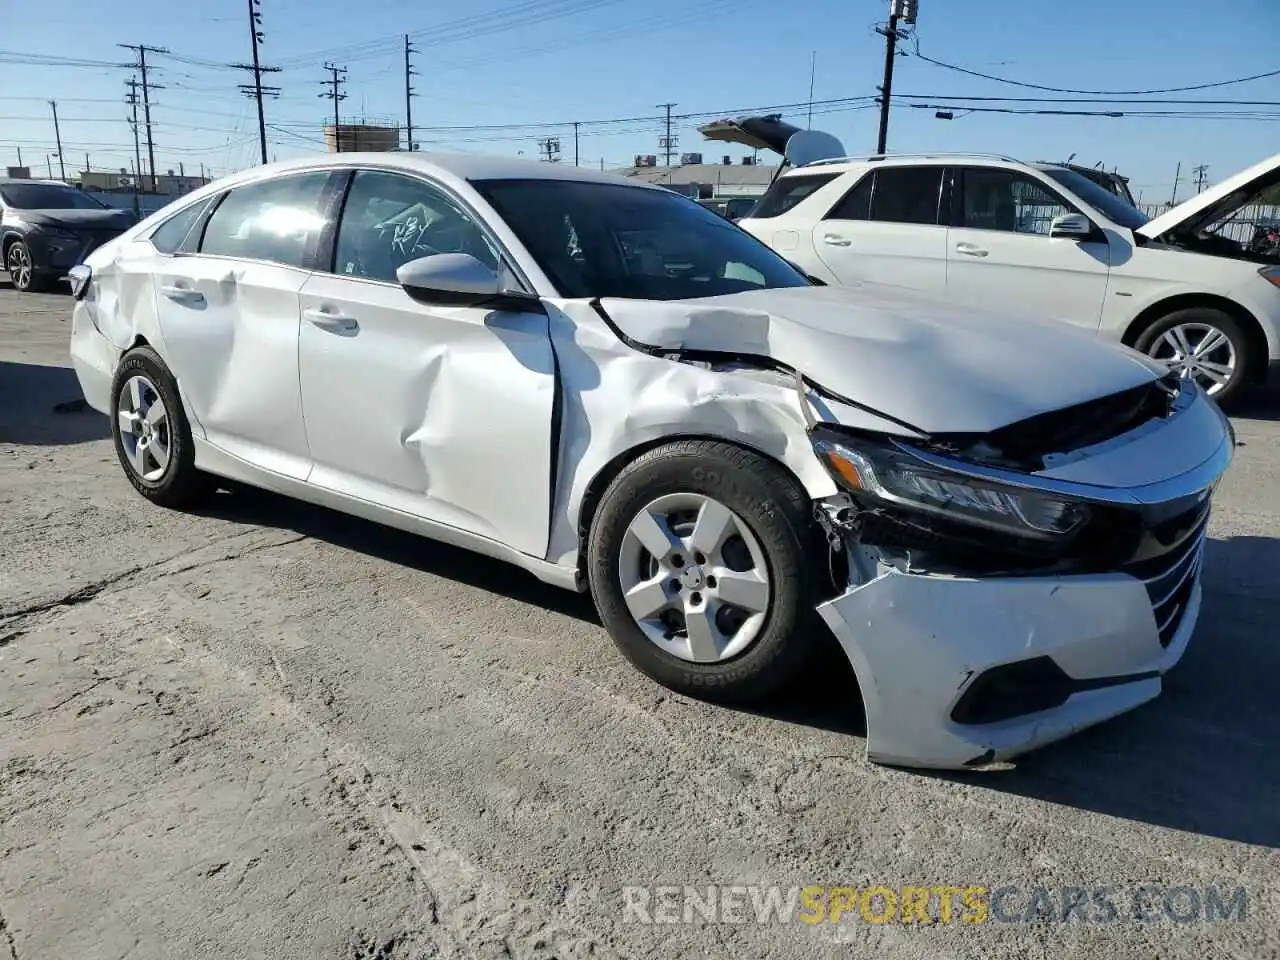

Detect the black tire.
xmin=110 ymin=346 xmax=215 ymax=508
xmin=4 ymin=240 xmax=53 ymax=293
xmin=587 ymin=439 xmax=823 ymax=704
xmin=1134 ymin=307 xmax=1255 ymax=410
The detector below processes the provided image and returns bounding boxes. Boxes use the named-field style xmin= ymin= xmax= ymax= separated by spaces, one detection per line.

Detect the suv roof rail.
xmin=801 ymin=151 xmax=1022 ymax=168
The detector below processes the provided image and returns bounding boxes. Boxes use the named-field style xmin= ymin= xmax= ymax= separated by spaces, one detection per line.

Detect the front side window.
xmin=826 ymin=173 xmax=873 ymax=220
xmin=868 ymin=166 xmax=945 ymax=225
xmin=0 ymin=183 xmax=109 ymax=210
xmin=474 ymin=178 xmax=810 ymax=301
xmin=333 ymin=170 xmax=499 ymax=283
xmin=750 ymin=172 xmax=840 ymax=219
xmin=199 ymin=171 xmax=331 ymax=268
xmin=959 ymin=168 xmax=1077 ymax=235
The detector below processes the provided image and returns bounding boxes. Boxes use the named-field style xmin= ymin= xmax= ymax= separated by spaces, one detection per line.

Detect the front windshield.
xmin=473 ymin=178 xmax=810 ymax=300
xmin=0 ymin=183 xmax=109 ymax=211
xmin=1040 ymin=167 xmax=1149 ymax=230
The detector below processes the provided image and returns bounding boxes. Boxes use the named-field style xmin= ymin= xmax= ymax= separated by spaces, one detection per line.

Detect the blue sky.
xmin=2 ymin=0 xmax=1278 ymax=200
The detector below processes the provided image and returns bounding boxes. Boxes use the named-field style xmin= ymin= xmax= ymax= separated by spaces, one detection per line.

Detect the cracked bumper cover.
xmin=816 ymin=566 xmax=1200 ymax=769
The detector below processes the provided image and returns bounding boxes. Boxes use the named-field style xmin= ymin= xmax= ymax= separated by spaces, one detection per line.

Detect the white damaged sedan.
xmin=68 ymin=153 xmax=1234 ymax=769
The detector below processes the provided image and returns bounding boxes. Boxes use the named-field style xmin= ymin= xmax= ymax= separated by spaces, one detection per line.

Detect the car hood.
xmin=14 ymin=208 xmax=135 ymax=231
xmin=1137 ymin=150 xmax=1280 ymax=240
xmin=597 ymin=284 xmax=1165 ymax=434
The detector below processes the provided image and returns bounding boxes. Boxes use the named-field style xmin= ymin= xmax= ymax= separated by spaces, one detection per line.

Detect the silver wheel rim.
xmin=617 ymin=492 xmax=772 ymax=664
xmin=7 ymin=244 xmax=31 ymax=290
xmin=116 ymin=375 xmax=172 ymax=482
xmin=1148 ymin=322 xmax=1237 ymax=396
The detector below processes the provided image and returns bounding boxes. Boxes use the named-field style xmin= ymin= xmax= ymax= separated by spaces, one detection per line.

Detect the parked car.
xmin=701 ymin=117 xmax=1280 ymax=408
xmin=69 ymin=153 xmax=1233 ymax=769
xmin=1 ymin=178 xmax=136 ymax=292
xmin=1037 ymin=161 xmax=1136 ymax=207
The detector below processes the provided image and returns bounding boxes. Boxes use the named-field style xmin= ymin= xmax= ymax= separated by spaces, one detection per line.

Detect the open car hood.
xmin=597 ymin=284 xmax=1164 ymax=435
xmin=697 ymin=114 xmax=846 ymax=167
xmin=1137 ymin=150 xmax=1280 ymax=240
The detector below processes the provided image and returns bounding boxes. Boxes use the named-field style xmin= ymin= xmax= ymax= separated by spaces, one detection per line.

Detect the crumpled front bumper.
xmin=817 ymin=564 xmax=1200 ymax=770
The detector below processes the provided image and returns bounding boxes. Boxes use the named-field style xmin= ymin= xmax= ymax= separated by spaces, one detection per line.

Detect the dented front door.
xmin=296 ymin=271 xmax=556 ymax=558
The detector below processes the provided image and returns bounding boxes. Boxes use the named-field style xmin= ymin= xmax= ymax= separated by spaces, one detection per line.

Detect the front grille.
xmin=1123 ymin=502 xmax=1209 ymax=647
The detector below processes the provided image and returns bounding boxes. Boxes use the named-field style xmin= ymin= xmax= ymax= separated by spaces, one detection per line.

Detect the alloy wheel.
xmin=617 ymin=492 xmax=772 ymax=664
xmin=116 ymin=375 xmax=172 ymax=482
xmin=1147 ymin=321 xmax=1237 ymax=396
xmin=6 ymin=244 xmax=31 ymax=291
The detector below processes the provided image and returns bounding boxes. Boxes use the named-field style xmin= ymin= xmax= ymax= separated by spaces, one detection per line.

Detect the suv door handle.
xmin=303 ymin=307 xmax=359 ymax=334
xmin=955 ymin=242 xmax=989 ymax=257
xmin=822 ymin=234 xmax=852 ymax=247
xmin=159 ymin=282 xmax=205 ymax=305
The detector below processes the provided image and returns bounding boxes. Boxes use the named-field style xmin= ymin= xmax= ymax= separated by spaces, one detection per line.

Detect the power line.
xmin=909 ymin=40 xmax=1280 ymax=95
xmin=893 ymin=93 xmax=1280 ymax=106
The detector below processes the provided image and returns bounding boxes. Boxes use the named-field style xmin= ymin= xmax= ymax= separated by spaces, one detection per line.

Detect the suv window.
xmin=750 ymin=172 xmax=840 ymax=219
xmin=199 ymin=171 xmax=331 ymax=267
xmin=958 ymin=168 xmax=1077 ymax=235
xmin=827 ymin=173 xmax=873 ymax=220
xmin=334 ymin=170 xmax=499 ymax=283
xmin=868 ymin=166 xmax=944 ymax=225
xmin=149 ymin=197 xmax=212 ymax=255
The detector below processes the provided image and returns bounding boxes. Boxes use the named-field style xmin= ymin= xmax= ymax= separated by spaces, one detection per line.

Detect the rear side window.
xmin=826 ymin=173 xmax=873 ymax=220
xmin=868 ymin=166 xmax=945 ymax=225
xmin=199 ymin=171 xmax=332 ymax=268
xmin=750 ymin=172 xmax=840 ymax=219
xmin=148 ymin=197 xmax=212 ymax=255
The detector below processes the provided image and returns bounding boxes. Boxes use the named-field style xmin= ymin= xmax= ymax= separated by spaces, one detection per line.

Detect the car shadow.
xmin=190 ymin=483 xmax=601 ymax=625
xmin=0 ymin=360 xmax=111 ymax=445
xmin=1230 ymin=381 xmax=1280 ymax=423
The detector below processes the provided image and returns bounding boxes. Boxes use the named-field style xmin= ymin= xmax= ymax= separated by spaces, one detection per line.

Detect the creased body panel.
xmin=597 ymin=285 xmax=1163 ymax=434
xmin=818 ymin=568 xmax=1200 ymax=769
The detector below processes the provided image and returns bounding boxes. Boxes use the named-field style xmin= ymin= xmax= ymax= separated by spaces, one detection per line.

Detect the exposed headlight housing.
xmin=813 ymin=430 xmax=1089 ymax=541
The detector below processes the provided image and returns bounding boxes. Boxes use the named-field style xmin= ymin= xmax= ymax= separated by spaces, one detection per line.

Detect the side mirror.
xmin=396 ymin=253 xmax=501 ymax=304
xmin=1049 ymin=212 xmax=1094 ymax=240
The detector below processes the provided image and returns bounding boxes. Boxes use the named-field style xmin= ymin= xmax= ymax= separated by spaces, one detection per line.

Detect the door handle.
xmin=303 ymin=307 xmax=359 ymax=334
xmin=954 ymin=243 xmax=989 ymax=257
xmin=159 ymin=283 xmax=205 ymax=304
xmin=822 ymin=234 xmax=852 ymax=247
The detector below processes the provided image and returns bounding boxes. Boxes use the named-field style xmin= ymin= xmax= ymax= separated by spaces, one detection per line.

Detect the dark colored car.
xmin=696 ymin=196 xmax=760 ymax=221
xmin=1 ymin=179 xmax=136 ymax=292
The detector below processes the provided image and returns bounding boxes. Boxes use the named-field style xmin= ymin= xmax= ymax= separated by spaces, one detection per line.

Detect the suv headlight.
xmin=813 ymin=430 xmax=1090 ymax=540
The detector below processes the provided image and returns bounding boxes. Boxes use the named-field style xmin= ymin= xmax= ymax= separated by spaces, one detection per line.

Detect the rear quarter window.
xmin=750 ymin=172 xmax=840 ymax=219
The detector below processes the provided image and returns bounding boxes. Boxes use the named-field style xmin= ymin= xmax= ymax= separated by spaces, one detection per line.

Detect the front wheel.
xmin=1134 ymin=307 xmax=1254 ymax=409
xmin=5 ymin=240 xmax=50 ymax=293
xmin=587 ymin=440 xmax=823 ymax=704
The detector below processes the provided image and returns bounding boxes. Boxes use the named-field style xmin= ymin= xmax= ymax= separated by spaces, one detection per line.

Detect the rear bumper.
xmin=817 ymin=565 xmax=1200 ymax=769
xmin=69 ymin=300 xmax=118 ymax=414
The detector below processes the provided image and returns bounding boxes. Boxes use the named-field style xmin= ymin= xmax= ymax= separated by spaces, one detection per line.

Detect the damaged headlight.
xmin=812 ymin=430 xmax=1089 ymax=541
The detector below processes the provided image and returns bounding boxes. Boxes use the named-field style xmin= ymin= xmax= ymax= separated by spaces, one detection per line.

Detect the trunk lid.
xmin=697 ymin=114 xmax=846 ymax=167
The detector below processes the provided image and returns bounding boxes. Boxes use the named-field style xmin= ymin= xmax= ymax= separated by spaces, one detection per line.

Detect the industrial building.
xmin=613 ymin=153 xmax=779 ymax=200
xmin=322 ymin=118 xmax=401 ymax=153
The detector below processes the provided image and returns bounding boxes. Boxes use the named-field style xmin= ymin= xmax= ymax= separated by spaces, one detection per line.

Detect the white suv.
xmin=720 ymin=133 xmax=1280 ymax=408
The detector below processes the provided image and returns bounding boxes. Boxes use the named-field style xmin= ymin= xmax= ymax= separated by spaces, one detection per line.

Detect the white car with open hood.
xmin=702 ymin=115 xmax=1280 ymax=409
xmin=68 ymin=153 xmax=1234 ymax=769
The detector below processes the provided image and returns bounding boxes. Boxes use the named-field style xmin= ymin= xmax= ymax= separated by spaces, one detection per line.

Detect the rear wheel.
xmin=587 ymin=440 xmax=823 ymax=703
xmin=1134 ymin=307 xmax=1254 ymax=408
xmin=110 ymin=346 xmax=214 ymax=508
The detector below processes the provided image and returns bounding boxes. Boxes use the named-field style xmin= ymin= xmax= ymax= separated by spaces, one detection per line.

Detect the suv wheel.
xmin=587 ymin=440 xmax=823 ymax=703
xmin=5 ymin=240 xmax=48 ymax=293
xmin=1135 ymin=307 xmax=1254 ymax=409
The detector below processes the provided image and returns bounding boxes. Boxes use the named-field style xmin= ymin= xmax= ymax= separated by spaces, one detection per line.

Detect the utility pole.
xmin=84 ymin=152 xmax=90 ymax=175
xmin=876 ymin=0 xmax=917 ymax=153
xmin=320 ymin=63 xmax=348 ymax=152
xmin=49 ymin=100 xmax=66 ymax=180
xmin=807 ymin=51 xmax=817 ymax=129
xmin=573 ymin=121 xmax=580 ymax=166
xmin=404 ymin=35 xmax=417 ymax=151
xmin=1169 ymin=161 xmax=1182 ymax=207
xmin=536 ymin=136 xmax=561 ymax=163
xmin=118 ymin=44 xmax=167 ymax=192
xmin=16 ymin=147 xmax=22 ymax=168
xmin=125 ymin=77 xmax=145 ymax=198
xmin=1192 ymin=164 xmax=1209 ymax=194
xmin=657 ymin=102 xmax=677 ymax=166
xmin=232 ymin=0 xmax=282 ymax=165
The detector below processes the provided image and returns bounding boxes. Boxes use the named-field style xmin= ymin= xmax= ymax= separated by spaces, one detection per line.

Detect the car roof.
xmin=777 ymin=153 xmax=1030 ymax=177
xmin=206 ymin=152 xmax=664 ymax=191
xmin=0 ymin=177 xmax=71 ymax=186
